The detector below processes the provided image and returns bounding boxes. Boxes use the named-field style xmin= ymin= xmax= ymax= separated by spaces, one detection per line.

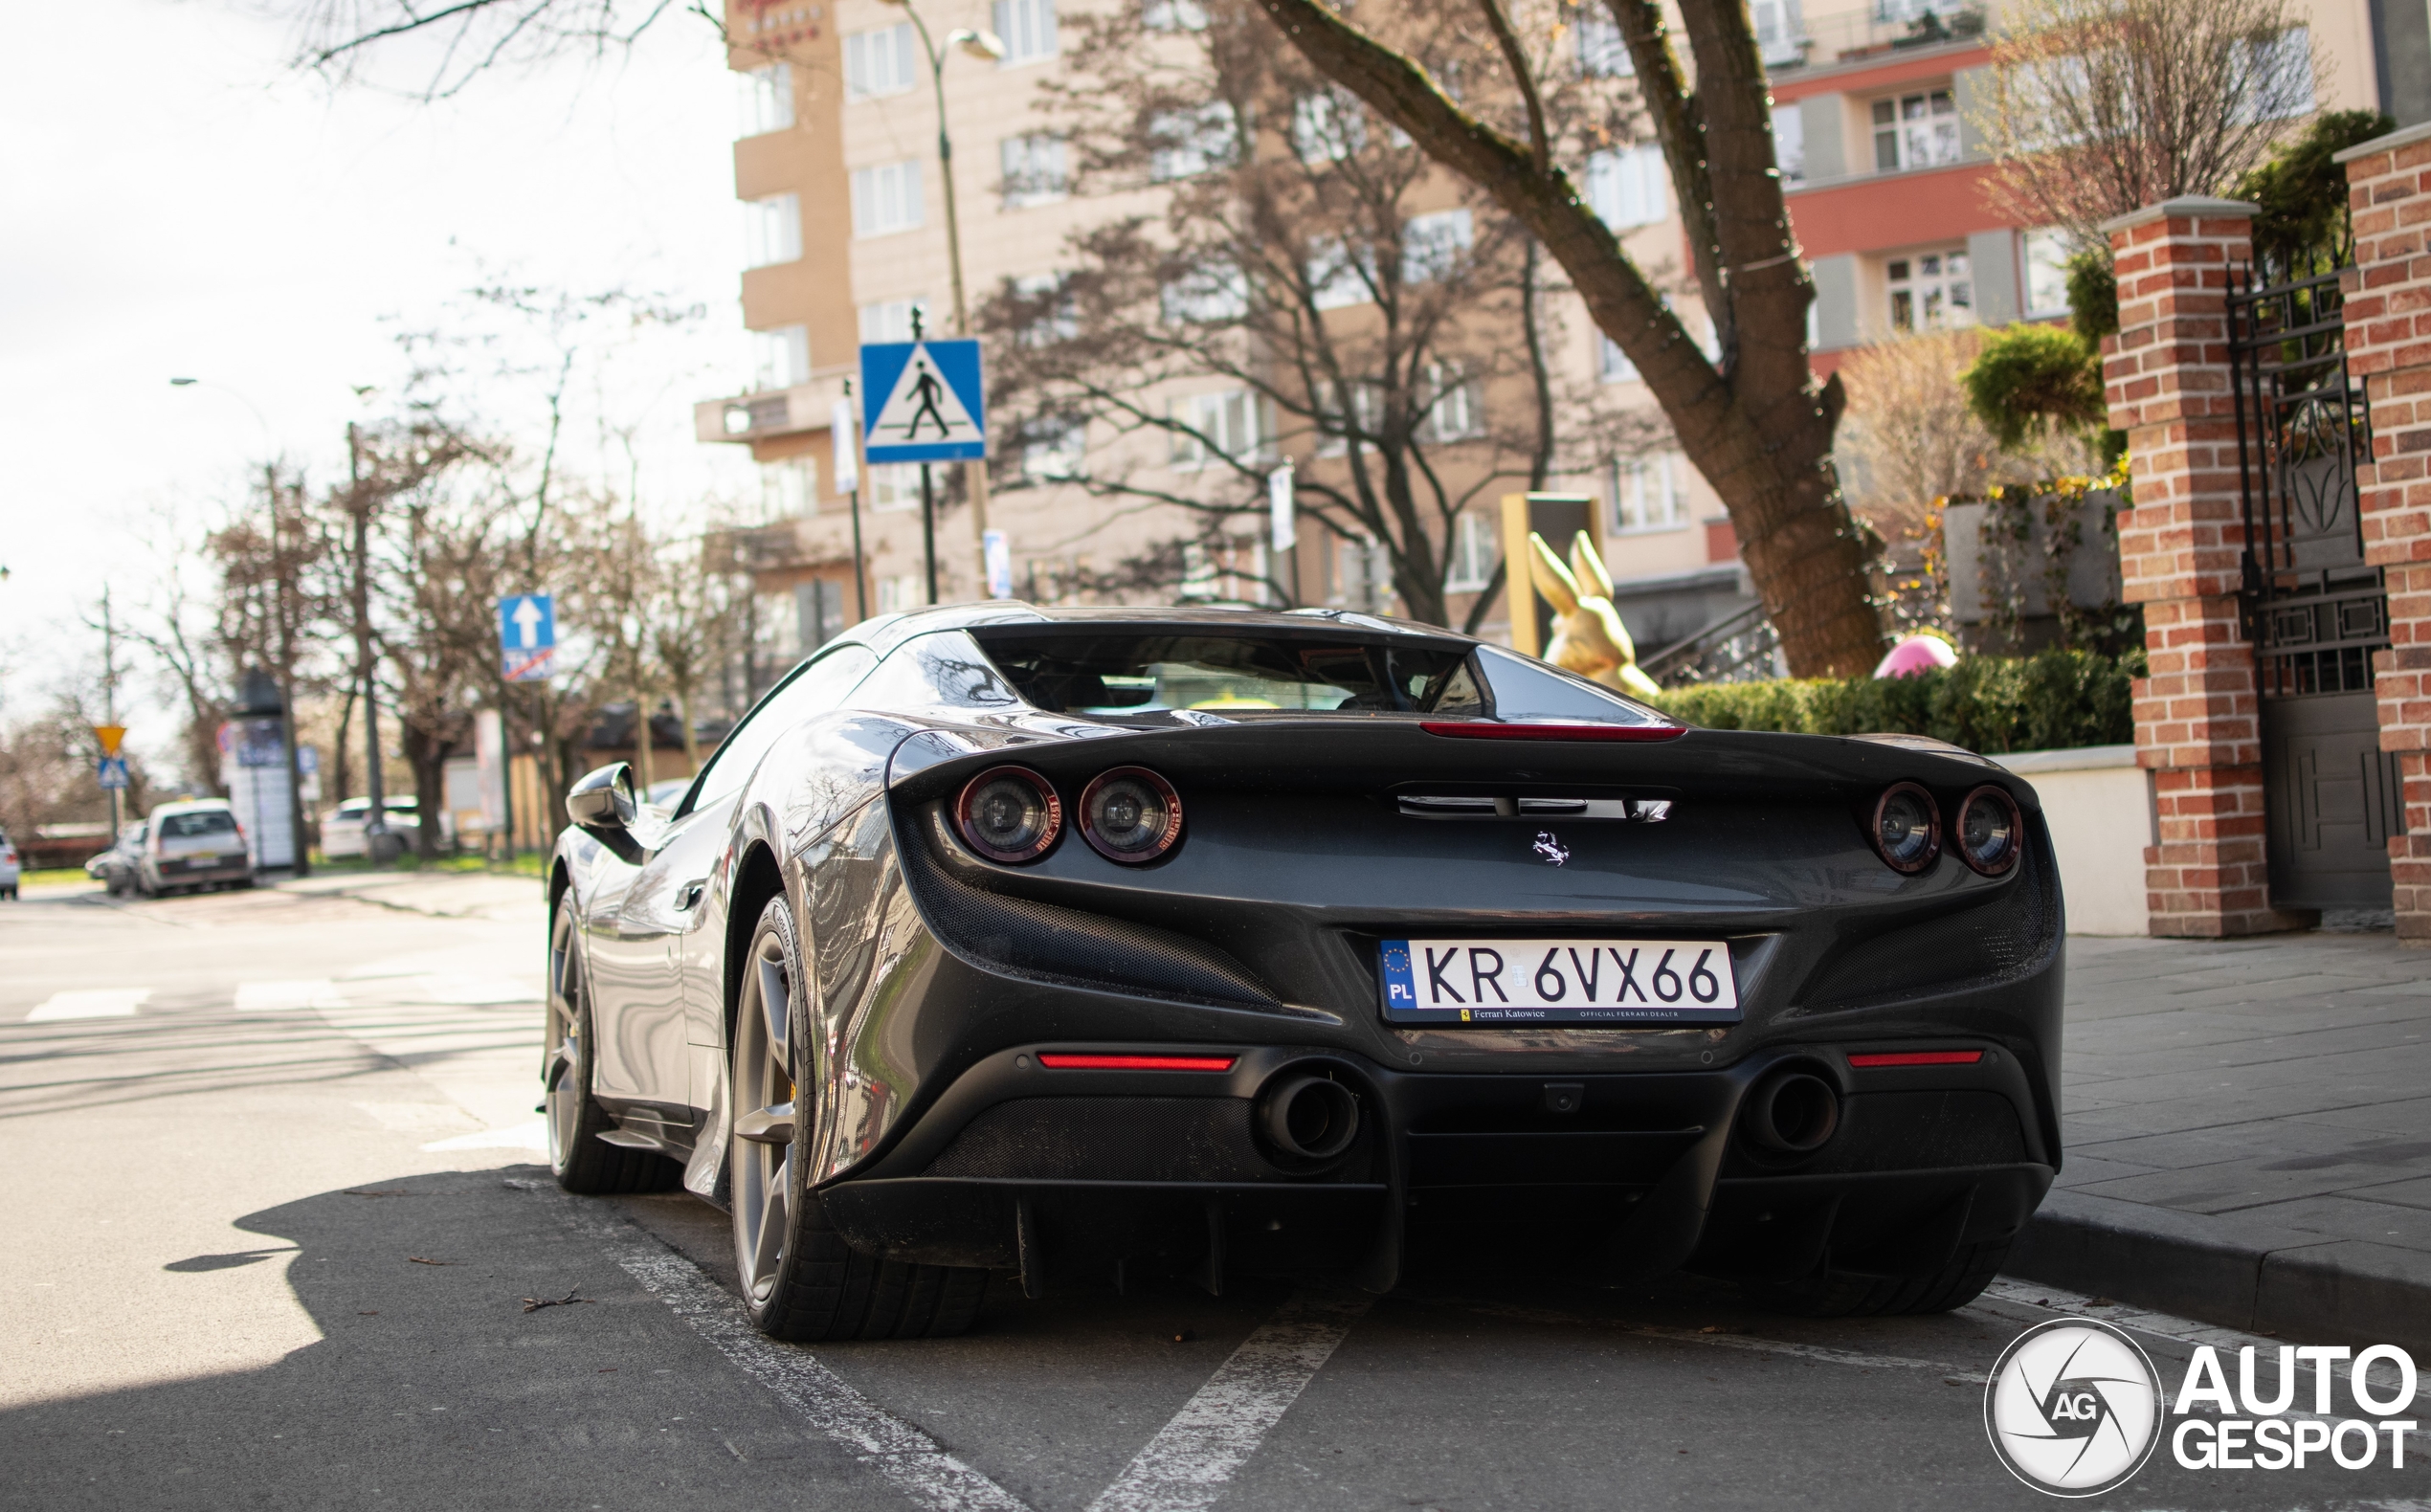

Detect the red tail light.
xmin=1421 ymin=721 xmax=1685 ymax=743
xmin=1037 ymin=1053 xmax=1238 ymax=1072
xmin=1848 ymin=1050 xmax=1983 ymax=1068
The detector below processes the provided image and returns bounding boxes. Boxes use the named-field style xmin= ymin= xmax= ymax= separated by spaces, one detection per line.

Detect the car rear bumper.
xmin=817 ymin=1041 xmax=2056 ymax=1292
xmin=154 ymin=858 xmax=252 ymax=883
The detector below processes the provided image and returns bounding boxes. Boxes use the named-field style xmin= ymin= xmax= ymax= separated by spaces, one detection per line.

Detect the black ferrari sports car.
xmin=545 ymin=603 xmax=2061 ymax=1341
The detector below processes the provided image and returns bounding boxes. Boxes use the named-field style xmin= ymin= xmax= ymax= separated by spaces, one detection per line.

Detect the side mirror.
xmin=566 ymin=763 xmax=647 ymax=862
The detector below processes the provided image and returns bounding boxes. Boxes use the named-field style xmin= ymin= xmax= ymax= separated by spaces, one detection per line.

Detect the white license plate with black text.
xmin=1378 ymin=938 xmax=1740 ymax=1025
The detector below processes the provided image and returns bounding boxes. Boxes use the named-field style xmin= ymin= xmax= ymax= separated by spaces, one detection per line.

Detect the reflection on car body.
xmin=542 ymin=604 xmax=2063 ymax=1342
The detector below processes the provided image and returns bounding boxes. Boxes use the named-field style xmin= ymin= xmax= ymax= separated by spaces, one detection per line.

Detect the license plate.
xmin=1378 ymin=938 xmax=1740 ymax=1025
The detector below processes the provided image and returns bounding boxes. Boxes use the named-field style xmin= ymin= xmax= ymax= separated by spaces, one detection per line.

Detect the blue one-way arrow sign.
xmin=499 ymin=594 xmax=556 ymax=682
xmin=860 ymin=339 xmax=987 ymax=463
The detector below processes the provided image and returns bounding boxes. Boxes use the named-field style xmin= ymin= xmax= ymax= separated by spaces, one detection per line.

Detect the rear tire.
xmin=729 ymin=898 xmax=986 ymax=1342
xmin=1743 ymin=1238 xmax=2011 ymax=1318
xmin=544 ymin=901 xmax=680 ymax=1195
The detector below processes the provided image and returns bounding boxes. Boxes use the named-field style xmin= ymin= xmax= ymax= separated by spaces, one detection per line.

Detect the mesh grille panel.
xmin=1801 ymin=858 xmax=2055 ymax=1009
xmin=925 ymin=1096 xmax=1278 ymax=1181
xmin=897 ymin=807 xmax=1276 ymax=1008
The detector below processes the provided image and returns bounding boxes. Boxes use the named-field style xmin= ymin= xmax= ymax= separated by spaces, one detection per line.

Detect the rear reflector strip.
xmin=1847 ymin=1050 xmax=1984 ymax=1068
xmin=1036 ymin=1053 xmax=1238 ymax=1072
xmin=1420 ymin=722 xmax=1687 ymax=743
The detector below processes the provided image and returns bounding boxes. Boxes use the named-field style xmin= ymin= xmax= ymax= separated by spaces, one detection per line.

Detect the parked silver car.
xmin=137 ymin=801 xmax=253 ymax=895
xmin=0 ymin=826 xmax=18 ymax=900
xmin=84 ymin=821 xmax=147 ymax=897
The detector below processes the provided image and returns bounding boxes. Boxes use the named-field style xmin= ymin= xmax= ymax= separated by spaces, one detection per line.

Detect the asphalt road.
xmin=3 ymin=880 xmax=2422 ymax=1511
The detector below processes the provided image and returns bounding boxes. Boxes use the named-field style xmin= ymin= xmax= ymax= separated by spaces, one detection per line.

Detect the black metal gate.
xmin=2228 ymin=266 xmax=2402 ymax=909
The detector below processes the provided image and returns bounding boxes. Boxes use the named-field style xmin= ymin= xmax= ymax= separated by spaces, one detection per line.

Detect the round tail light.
xmin=954 ymin=767 xmax=1061 ymax=863
xmin=1956 ymin=785 xmax=2022 ymax=876
xmin=1079 ymin=767 xmax=1183 ymax=863
xmin=1869 ymin=782 xmax=1941 ymax=874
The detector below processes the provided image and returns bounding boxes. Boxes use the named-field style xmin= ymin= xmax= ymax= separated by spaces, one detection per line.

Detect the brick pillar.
xmin=2338 ymin=122 xmax=2431 ymax=945
xmin=2102 ymin=197 xmax=2313 ymax=937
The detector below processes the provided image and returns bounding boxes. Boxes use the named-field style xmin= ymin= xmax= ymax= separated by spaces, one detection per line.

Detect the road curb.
xmin=2006 ymin=1188 xmax=2431 ymax=1354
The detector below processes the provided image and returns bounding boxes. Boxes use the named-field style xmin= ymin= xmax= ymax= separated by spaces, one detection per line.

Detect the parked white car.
xmin=0 ymin=826 xmax=19 ymax=900
xmin=137 ymin=801 xmax=253 ymax=896
xmin=321 ymin=795 xmax=445 ymax=857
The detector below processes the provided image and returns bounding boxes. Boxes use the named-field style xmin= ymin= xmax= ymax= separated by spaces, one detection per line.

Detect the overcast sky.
xmin=0 ymin=0 xmax=756 ymax=766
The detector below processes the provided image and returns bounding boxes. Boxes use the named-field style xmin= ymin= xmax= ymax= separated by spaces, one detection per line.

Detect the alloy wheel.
xmin=730 ymin=927 xmax=798 ymax=1306
xmin=543 ymin=906 xmax=585 ymax=1168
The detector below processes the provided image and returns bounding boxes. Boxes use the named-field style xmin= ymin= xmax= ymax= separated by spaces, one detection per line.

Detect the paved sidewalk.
xmin=2012 ymin=931 xmax=2431 ymax=1348
xmin=276 ymin=868 xmax=546 ymax=925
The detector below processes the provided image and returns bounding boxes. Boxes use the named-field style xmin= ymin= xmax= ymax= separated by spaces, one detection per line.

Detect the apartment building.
xmin=696 ymin=0 xmax=2431 ymax=664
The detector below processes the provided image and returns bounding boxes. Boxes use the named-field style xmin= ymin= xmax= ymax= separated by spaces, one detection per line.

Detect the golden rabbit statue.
xmin=1528 ymin=529 xmax=1665 ymax=702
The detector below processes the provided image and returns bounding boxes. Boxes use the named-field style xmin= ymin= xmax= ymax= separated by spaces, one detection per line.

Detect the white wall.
xmin=1992 ymin=745 xmax=2153 ymax=937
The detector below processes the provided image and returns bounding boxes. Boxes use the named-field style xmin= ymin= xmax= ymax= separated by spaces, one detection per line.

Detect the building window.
xmin=1574 ymin=8 xmax=1631 ymax=77
xmin=750 ymin=324 xmax=811 ymax=390
xmin=1871 ymin=89 xmax=1957 ymax=173
xmin=1011 ymin=274 xmax=1078 ymax=345
xmin=1291 ymin=92 xmax=1366 ymax=165
xmin=2235 ymin=27 xmax=2316 ymax=122
xmin=851 ymin=161 xmax=924 ymax=238
xmin=992 ymin=0 xmax=1058 ymax=65
xmin=1171 ymin=389 xmax=1267 ymax=469
xmin=743 ymin=193 xmax=801 ymax=268
xmin=843 ymin=24 xmax=916 ymax=100
xmin=1149 ymin=103 xmax=1238 ymax=182
xmin=1143 ymin=0 xmax=1208 ymax=30
xmin=869 ymin=464 xmax=924 ymax=512
xmin=2023 ymin=229 xmax=2072 ymax=318
xmin=1019 ymin=417 xmax=1086 ymax=481
xmin=1331 ymin=535 xmax=1393 ymax=611
xmin=1307 ymin=238 xmax=1374 ymax=311
xmin=859 ymin=298 xmax=929 ymax=345
xmin=1001 ymin=133 xmax=1068 ymax=208
xmin=738 ymin=63 xmax=794 ymax=135
xmin=1772 ymin=103 xmax=1805 ymax=184
xmin=1161 ymin=264 xmax=1249 ymax=324
xmin=1402 ymin=209 xmax=1474 ymax=281
xmin=1751 ymin=0 xmax=1803 ymax=66
xmin=1418 ymin=363 xmax=1481 ymax=442
xmin=1313 ymin=380 xmax=1378 ymax=457
xmin=876 ymin=572 xmax=924 ymax=611
xmin=761 ymin=457 xmax=817 ymax=520
xmin=1886 ymin=248 xmax=1972 ymax=332
xmin=1444 ymin=510 xmax=1498 ymax=592
xmin=1616 ymin=452 xmax=1689 ymax=532
xmin=1599 ymin=334 xmax=1639 ymax=383
xmin=1586 ymin=145 xmax=1666 ymax=230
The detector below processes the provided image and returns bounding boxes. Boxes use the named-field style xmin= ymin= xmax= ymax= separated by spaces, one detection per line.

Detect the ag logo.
xmin=1984 ymin=1319 xmax=2164 ymax=1497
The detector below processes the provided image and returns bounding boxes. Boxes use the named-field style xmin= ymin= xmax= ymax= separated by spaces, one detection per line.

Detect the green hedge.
xmin=1651 ymin=648 xmax=2141 ymax=755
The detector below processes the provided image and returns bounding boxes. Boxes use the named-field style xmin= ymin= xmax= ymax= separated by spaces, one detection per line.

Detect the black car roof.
xmin=842 ymin=602 xmax=1478 ymax=659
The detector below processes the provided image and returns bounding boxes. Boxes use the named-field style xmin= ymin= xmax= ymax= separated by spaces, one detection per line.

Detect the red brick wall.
xmin=2104 ymin=198 xmax=2312 ymax=936
xmin=2338 ymin=123 xmax=2431 ymax=944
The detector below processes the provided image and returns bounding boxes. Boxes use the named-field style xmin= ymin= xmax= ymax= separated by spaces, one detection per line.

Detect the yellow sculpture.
xmin=1528 ymin=529 xmax=1665 ymax=701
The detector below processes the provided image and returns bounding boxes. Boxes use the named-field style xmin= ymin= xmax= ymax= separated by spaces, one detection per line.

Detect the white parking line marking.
xmin=1411 ymin=1295 xmax=1989 ymax=1382
xmin=1089 ymin=1290 xmax=1371 ymax=1512
xmin=26 ymin=988 xmax=152 ymax=1021
xmin=234 ymin=980 xmax=344 ymax=1012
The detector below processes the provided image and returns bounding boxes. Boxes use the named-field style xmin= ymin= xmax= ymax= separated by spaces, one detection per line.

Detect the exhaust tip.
xmin=1743 ymin=1069 xmax=1840 ymax=1155
xmin=1258 ymin=1073 xmax=1360 ymax=1162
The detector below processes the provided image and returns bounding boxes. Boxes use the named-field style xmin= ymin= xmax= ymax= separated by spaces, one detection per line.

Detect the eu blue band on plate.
xmin=1379 ymin=940 xmax=1418 ymax=1012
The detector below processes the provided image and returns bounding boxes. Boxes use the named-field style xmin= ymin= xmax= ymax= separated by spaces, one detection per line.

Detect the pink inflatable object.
xmin=1873 ymin=634 xmax=1959 ymax=679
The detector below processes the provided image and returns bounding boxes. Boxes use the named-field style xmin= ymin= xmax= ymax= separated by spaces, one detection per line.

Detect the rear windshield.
xmin=160 ymin=812 xmax=238 ymax=839
xmin=978 ymin=632 xmax=1483 ymax=716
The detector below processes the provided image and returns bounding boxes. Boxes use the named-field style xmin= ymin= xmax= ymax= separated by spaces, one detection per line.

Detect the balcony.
xmin=1770 ymin=2 xmax=1985 ymax=71
xmin=693 ymin=364 xmax=855 ymax=445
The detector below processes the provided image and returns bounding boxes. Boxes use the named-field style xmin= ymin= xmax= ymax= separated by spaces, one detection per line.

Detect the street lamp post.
xmin=883 ymin=0 xmax=1002 ymax=593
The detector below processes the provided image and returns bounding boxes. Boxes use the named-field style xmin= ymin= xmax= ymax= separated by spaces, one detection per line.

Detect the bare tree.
xmin=1979 ymin=0 xmax=2326 ymax=253
xmin=983 ymin=3 xmax=1647 ymax=631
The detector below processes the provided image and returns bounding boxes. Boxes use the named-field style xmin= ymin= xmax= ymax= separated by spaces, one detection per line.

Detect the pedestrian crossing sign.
xmin=859 ymin=339 xmax=987 ymax=462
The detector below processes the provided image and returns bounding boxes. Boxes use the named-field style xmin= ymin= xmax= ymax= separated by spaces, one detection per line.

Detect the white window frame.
xmin=1885 ymin=247 xmax=1974 ymax=333
xmin=1418 ymin=362 xmax=1481 ymax=443
xmin=1011 ymin=273 xmax=1077 ymax=345
xmin=750 ymin=324 xmax=811 ymax=391
xmin=992 ymin=0 xmax=1059 ymax=66
xmin=1169 ymin=389 xmax=1267 ymax=470
xmin=2234 ymin=27 xmax=2316 ymax=123
xmin=1149 ymin=102 xmax=1238 ymax=183
xmin=1575 ymin=9 xmax=1631 ymax=77
xmin=1000 ymin=133 xmax=1068 ymax=209
xmin=843 ymin=24 xmax=916 ymax=100
xmin=761 ymin=456 xmax=818 ymax=520
xmin=1444 ymin=510 xmax=1499 ymax=592
xmin=1615 ymin=452 xmax=1690 ymax=534
xmin=1586 ymin=145 xmax=1666 ymax=230
xmin=1160 ymin=263 xmax=1249 ymax=325
xmin=1020 ymin=417 xmax=1087 ymax=481
xmin=1291 ymin=92 xmax=1366 ymax=165
xmin=851 ymin=160 xmax=925 ymax=239
xmin=1871 ymin=89 xmax=1958 ymax=174
xmin=1307 ymin=237 xmax=1374 ymax=311
xmin=738 ymin=63 xmax=794 ymax=136
xmin=859 ymin=298 xmax=929 ymax=345
xmin=743 ymin=193 xmax=802 ymax=269
xmin=2022 ymin=229 xmax=2073 ymax=319
xmin=1143 ymin=0 xmax=1208 ymax=30
xmin=1402 ymin=209 xmax=1474 ymax=282
xmin=1598 ymin=334 xmax=1639 ymax=384
xmin=870 ymin=464 xmax=924 ymax=513
xmin=1772 ymin=103 xmax=1805 ymax=185
xmin=876 ymin=572 xmax=924 ymax=611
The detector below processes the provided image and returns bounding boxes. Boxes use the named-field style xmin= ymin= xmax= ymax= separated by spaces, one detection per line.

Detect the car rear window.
xmin=977 ymin=631 xmax=1484 ymax=716
xmin=160 ymin=812 xmax=238 ymax=839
